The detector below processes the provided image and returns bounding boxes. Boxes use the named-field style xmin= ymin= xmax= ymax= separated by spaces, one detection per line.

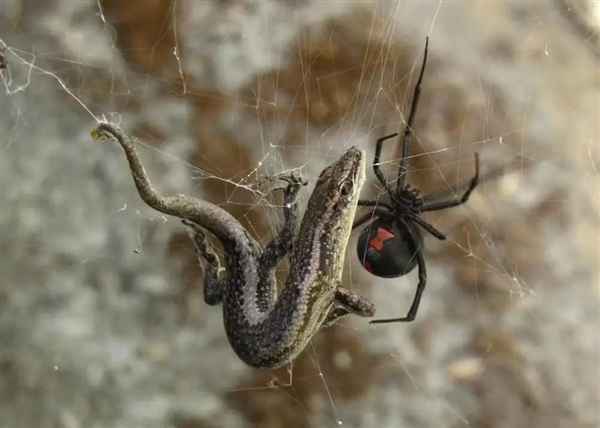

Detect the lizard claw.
xmin=277 ymin=170 xmax=308 ymax=187
xmin=257 ymin=170 xmax=308 ymax=194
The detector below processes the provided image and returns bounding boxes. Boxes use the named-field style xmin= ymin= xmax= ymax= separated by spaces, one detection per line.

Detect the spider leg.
xmin=419 ymin=153 xmax=480 ymax=212
xmin=408 ymin=214 xmax=446 ymax=240
xmin=370 ymin=224 xmax=427 ymax=324
xmin=358 ymin=200 xmax=393 ymax=210
xmin=397 ymin=38 xmax=429 ymax=191
xmin=353 ymin=212 xmax=376 ymax=229
xmin=352 ymin=208 xmax=388 ymax=229
xmin=422 ymin=154 xmax=481 ymax=203
xmin=373 ymin=133 xmax=399 ymax=195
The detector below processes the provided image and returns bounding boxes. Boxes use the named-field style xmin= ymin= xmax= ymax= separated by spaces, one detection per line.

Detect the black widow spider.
xmin=354 ymin=38 xmax=480 ymax=324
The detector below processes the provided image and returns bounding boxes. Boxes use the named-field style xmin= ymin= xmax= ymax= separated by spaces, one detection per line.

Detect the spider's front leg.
xmin=182 ymin=219 xmax=225 ymax=306
xmin=258 ymin=170 xmax=308 ymax=270
xmin=322 ymin=285 xmax=376 ymax=328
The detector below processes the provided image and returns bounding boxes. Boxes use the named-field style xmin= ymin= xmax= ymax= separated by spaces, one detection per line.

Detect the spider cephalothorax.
xmin=354 ymin=38 xmax=480 ymax=324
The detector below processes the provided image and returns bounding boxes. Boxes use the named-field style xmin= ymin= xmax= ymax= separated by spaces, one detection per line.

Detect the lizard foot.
xmin=257 ymin=170 xmax=308 ymax=194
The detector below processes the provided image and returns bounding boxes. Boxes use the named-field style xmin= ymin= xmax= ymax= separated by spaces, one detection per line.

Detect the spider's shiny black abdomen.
xmin=356 ymin=219 xmax=424 ymax=278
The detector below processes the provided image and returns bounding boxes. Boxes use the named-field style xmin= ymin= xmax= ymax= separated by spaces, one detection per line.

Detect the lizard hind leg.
xmin=182 ymin=219 xmax=225 ymax=306
xmin=321 ymin=286 xmax=376 ymax=328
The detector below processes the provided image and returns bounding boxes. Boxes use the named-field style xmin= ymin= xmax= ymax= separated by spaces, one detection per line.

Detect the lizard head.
xmin=300 ymin=146 xmax=366 ymax=272
xmin=311 ymin=146 xmax=366 ymax=215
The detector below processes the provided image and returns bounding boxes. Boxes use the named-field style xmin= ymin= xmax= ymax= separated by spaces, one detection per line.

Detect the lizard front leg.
xmin=183 ymin=170 xmax=306 ymax=309
xmin=250 ymin=171 xmax=308 ymax=311
xmin=259 ymin=170 xmax=308 ymax=270
xmin=182 ymin=219 xmax=225 ymax=306
xmin=321 ymin=285 xmax=375 ymax=328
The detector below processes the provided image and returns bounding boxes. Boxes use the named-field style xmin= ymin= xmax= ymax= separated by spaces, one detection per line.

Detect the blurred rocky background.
xmin=1 ymin=1 xmax=598 ymax=427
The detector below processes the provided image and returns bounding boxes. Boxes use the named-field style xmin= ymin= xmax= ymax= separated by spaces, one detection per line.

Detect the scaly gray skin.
xmin=92 ymin=122 xmax=375 ymax=369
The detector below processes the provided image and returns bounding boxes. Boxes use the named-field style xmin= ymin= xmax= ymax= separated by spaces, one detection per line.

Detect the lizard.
xmin=91 ymin=122 xmax=375 ymax=369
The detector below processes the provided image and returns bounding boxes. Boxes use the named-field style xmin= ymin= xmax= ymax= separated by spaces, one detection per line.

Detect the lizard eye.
xmin=339 ymin=180 xmax=354 ymax=196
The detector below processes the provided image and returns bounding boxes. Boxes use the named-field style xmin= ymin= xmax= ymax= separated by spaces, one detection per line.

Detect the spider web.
xmin=1 ymin=1 xmax=599 ymax=428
